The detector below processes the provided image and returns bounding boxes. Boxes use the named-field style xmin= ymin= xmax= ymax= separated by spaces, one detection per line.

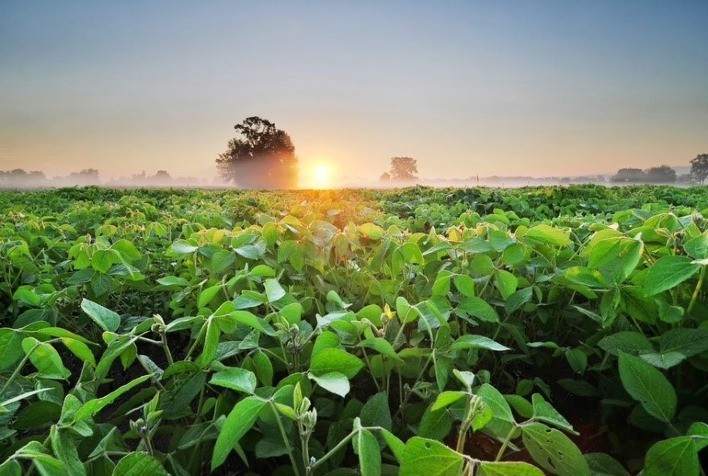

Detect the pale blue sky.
xmin=1 ymin=1 xmax=707 ymax=183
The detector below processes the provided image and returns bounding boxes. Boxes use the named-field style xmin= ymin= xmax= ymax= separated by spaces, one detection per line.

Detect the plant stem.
xmin=687 ymin=265 xmax=705 ymax=316
xmin=269 ymin=402 xmax=301 ymax=476
xmin=494 ymin=425 xmax=518 ymax=462
xmin=309 ymin=429 xmax=357 ymax=471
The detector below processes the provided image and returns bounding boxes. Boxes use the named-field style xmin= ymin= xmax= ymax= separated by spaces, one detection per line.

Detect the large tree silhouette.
xmin=690 ymin=154 xmax=708 ymax=184
xmin=216 ymin=117 xmax=298 ymax=189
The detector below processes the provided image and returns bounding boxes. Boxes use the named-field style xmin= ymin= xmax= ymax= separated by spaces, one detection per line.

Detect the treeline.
xmin=610 ymin=165 xmax=688 ymax=183
xmin=0 ymin=169 xmax=213 ymax=188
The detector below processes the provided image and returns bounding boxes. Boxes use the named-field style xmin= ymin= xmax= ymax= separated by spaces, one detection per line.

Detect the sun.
xmin=312 ymin=164 xmax=331 ymax=188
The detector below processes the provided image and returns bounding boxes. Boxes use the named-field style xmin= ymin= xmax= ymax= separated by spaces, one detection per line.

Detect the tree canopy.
xmin=690 ymin=154 xmax=708 ymax=184
xmin=384 ymin=157 xmax=418 ymax=181
xmin=216 ymin=116 xmax=298 ymax=189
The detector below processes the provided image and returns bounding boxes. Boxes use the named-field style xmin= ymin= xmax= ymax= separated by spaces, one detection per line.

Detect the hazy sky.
xmin=1 ymin=1 xmax=707 ymax=184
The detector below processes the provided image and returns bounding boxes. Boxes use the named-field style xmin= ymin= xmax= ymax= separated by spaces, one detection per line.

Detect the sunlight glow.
xmin=311 ymin=164 xmax=332 ymax=189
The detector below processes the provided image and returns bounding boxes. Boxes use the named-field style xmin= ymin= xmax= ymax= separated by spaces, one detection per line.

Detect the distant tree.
xmin=216 ymin=116 xmax=298 ymax=189
xmin=645 ymin=165 xmax=677 ymax=183
xmin=388 ymin=157 xmax=418 ymax=181
xmin=610 ymin=168 xmax=645 ymax=183
xmin=154 ymin=170 xmax=171 ymax=180
xmin=690 ymin=153 xmax=708 ymax=184
xmin=379 ymin=172 xmax=391 ymax=181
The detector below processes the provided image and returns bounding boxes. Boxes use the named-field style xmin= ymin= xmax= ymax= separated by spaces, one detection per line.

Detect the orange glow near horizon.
xmin=302 ymin=162 xmax=333 ymax=189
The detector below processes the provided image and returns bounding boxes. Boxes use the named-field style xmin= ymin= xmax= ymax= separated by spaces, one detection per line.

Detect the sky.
xmin=1 ymin=1 xmax=707 ymax=185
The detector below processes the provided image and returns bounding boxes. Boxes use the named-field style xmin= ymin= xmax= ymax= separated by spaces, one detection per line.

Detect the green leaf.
xmin=644 ymin=256 xmax=700 ymax=296
xmin=659 ymin=328 xmax=708 ymax=359
xmin=531 ymin=393 xmax=576 ymax=434
xmin=211 ymin=396 xmax=267 ymax=469
xmin=354 ymin=429 xmax=381 ymax=476
xmin=418 ymin=406 xmax=453 ymax=440
xmin=310 ymin=348 xmax=364 ymax=379
xmin=264 ymin=279 xmax=286 ymax=302
xmin=458 ymin=297 xmax=499 ymax=323
xmin=522 ymin=423 xmax=591 ymax=476
xmin=74 ymin=374 xmax=151 ymax=422
xmin=196 ymin=317 xmax=220 ymax=367
xmin=210 ymin=367 xmax=257 ymax=394
xmin=21 ymin=337 xmax=70 ymax=379
xmin=453 ymin=275 xmax=476 ymax=297
xmin=399 ymin=437 xmax=464 ymax=476
xmin=360 ymin=392 xmax=392 ymax=431
xmin=198 ymin=285 xmax=221 ymax=308
xmin=80 ymin=299 xmax=120 ymax=332
xmin=598 ymin=331 xmax=653 ymax=356
xmin=584 ymin=453 xmax=630 ymax=476
xmin=478 ymin=461 xmax=544 ymax=476
xmin=476 ymin=383 xmax=515 ymax=439
xmin=228 ymin=310 xmax=276 ymax=337
xmin=113 ymin=452 xmax=169 ymax=476
xmin=169 ymin=240 xmax=198 ymax=255
xmin=358 ymin=337 xmax=403 ymax=361
xmin=643 ymin=437 xmax=700 ymax=476
xmin=91 ymin=249 xmax=116 ymax=273
xmin=524 ymin=224 xmax=571 ymax=246
xmin=431 ymin=391 xmax=466 ymax=411
xmin=0 ymin=329 xmax=24 ymax=372
xmin=359 ymin=223 xmax=383 ymax=240
xmin=50 ymin=426 xmax=86 ymax=476
xmin=450 ymin=335 xmax=510 ymax=352
xmin=495 ymin=270 xmax=518 ymax=299
xmin=308 ymin=372 xmax=350 ymax=398
xmin=618 ymin=351 xmax=676 ymax=423
xmin=379 ymin=428 xmax=406 ymax=462
xmin=60 ymin=338 xmax=96 ymax=367
xmin=683 ymin=233 xmax=708 ymax=259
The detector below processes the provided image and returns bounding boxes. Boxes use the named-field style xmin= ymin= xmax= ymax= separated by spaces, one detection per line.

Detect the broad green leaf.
xmin=211 ymin=396 xmax=267 ymax=469
xmin=360 ymin=392 xmax=392 ymax=430
xmin=113 ymin=452 xmax=169 ymax=476
xmin=453 ymin=275 xmax=476 ymax=297
xmin=379 ymin=428 xmax=406 ymax=462
xmin=431 ymin=391 xmax=467 ymax=411
xmin=198 ymin=285 xmax=221 ymax=308
xmin=584 ymin=453 xmax=630 ymax=476
xmin=264 ymin=279 xmax=286 ymax=302
xmin=418 ymin=405 xmax=453 ymax=440
xmin=354 ymin=429 xmax=381 ymax=476
xmin=50 ymin=426 xmax=86 ymax=476
xmin=522 ymin=423 xmax=590 ymax=476
xmin=644 ymin=256 xmax=700 ymax=296
xmin=169 ymin=240 xmax=198 ymax=255
xmin=598 ymin=332 xmax=653 ymax=356
xmin=524 ymin=224 xmax=571 ymax=246
xmin=476 ymin=383 xmax=515 ymax=439
xmin=531 ymin=393 xmax=576 ymax=434
xmin=450 ymin=335 xmax=510 ymax=352
xmin=659 ymin=328 xmax=708 ymax=358
xmin=229 ymin=311 xmax=276 ymax=337
xmin=495 ymin=270 xmax=518 ymax=299
xmin=308 ymin=372 xmax=350 ymax=398
xmin=310 ymin=348 xmax=364 ymax=379
xmin=643 ymin=436 xmax=700 ymax=476
xmin=359 ymin=337 xmax=403 ymax=361
xmin=21 ymin=337 xmax=70 ymax=379
xmin=210 ymin=367 xmax=257 ymax=394
xmin=683 ymin=233 xmax=708 ymax=259
xmin=80 ymin=299 xmax=120 ymax=332
xmin=618 ymin=352 xmax=676 ymax=423
xmin=399 ymin=437 xmax=464 ymax=476
xmin=478 ymin=461 xmax=544 ymax=476
xmin=60 ymin=338 xmax=96 ymax=367
xmin=458 ymin=297 xmax=499 ymax=323
xmin=359 ymin=223 xmax=383 ymax=240
xmin=0 ymin=329 xmax=24 ymax=372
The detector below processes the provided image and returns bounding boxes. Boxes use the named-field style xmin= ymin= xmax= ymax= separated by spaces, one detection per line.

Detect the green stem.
xmin=269 ymin=402 xmax=301 ymax=476
xmin=494 ymin=425 xmax=518 ymax=461
xmin=687 ymin=266 xmax=705 ymax=316
xmin=309 ymin=429 xmax=358 ymax=471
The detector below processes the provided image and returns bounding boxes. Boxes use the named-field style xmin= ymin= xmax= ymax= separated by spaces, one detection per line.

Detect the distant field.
xmin=1 ymin=185 xmax=706 ymax=475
